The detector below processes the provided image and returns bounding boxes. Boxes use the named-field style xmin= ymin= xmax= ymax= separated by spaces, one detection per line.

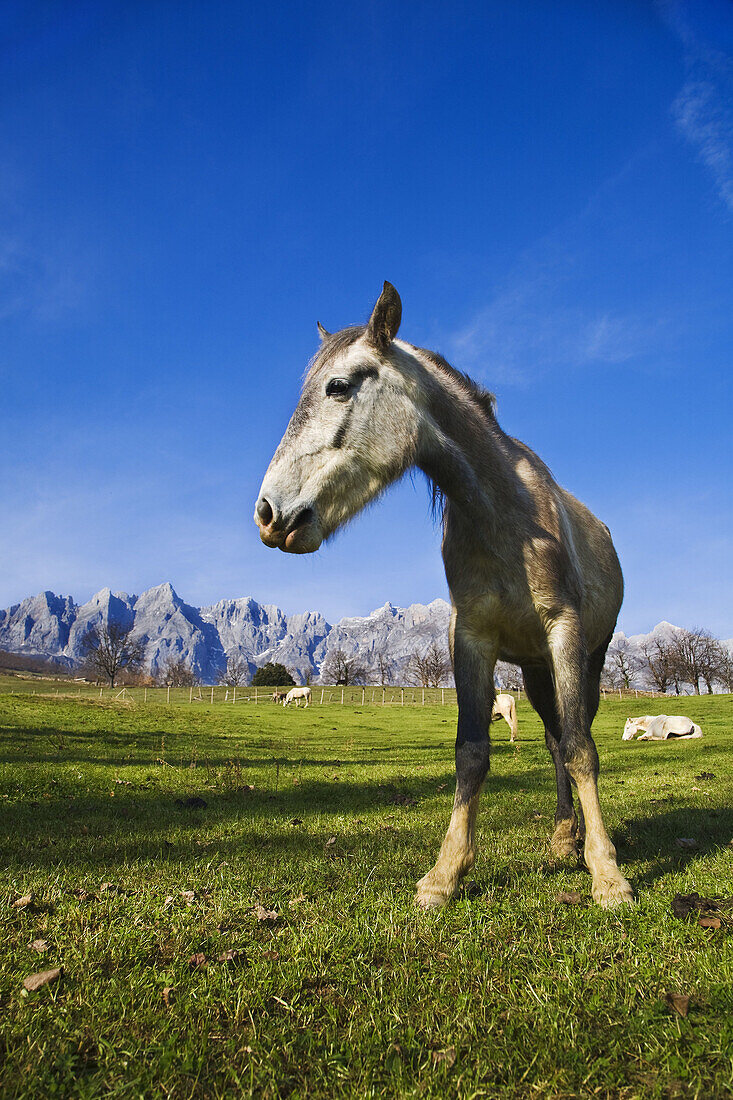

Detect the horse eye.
xmin=326 ymin=378 xmax=351 ymax=397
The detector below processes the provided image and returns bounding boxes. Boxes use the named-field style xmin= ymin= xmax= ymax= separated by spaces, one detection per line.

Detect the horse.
xmin=255 ymin=282 xmax=632 ymax=910
xmin=623 ymin=715 xmax=702 ymax=741
xmin=283 ymin=686 xmax=311 ymax=708
xmin=272 ymin=691 xmax=286 ymax=703
xmin=491 ymin=693 xmax=519 ymax=743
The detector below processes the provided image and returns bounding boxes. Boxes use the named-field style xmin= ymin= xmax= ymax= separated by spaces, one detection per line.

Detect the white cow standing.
xmin=491 ymin=693 xmax=519 ymax=743
xmin=283 ymin=686 xmax=312 ymax=708
xmin=622 ymin=715 xmax=702 ymax=741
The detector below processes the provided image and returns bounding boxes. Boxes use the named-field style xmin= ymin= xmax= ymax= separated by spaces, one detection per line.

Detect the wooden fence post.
xmin=401 ymin=688 xmax=404 ymax=706
xmin=320 ymin=689 xmax=324 ymax=704
xmin=422 ymin=688 xmax=425 ymax=706
xmin=382 ymin=687 xmax=386 ymax=706
xmin=211 ymin=686 xmax=214 ymax=704
xmin=341 ymin=687 xmax=344 ymax=705
xmin=233 ymin=686 xmax=237 ymax=705
xmin=189 ymin=687 xmax=193 ymax=703
xmin=167 ymin=686 xmax=170 ymax=704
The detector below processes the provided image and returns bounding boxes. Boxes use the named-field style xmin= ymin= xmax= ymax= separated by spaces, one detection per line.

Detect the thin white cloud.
xmin=445 ymin=235 xmax=669 ymax=385
xmin=659 ymin=0 xmax=733 ymax=212
xmin=673 ymin=78 xmax=733 ymax=211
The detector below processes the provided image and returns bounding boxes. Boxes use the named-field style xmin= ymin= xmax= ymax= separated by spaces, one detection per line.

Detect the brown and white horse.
xmin=255 ymin=283 xmax=632 ymax=910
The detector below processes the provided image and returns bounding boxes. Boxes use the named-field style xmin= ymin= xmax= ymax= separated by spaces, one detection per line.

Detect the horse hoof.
xmin=415 ymin=874 xmax=453 ymax=910
xmin=550 ymin=822 xmax=579 ymax=859
xmin=592 ymin=875 xmax=634 ymax=908
xmin=415 ymin=887 xmax=450 ymax=910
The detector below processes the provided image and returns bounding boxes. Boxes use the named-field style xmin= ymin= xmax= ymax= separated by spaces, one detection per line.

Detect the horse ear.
xmin=316 ymin=321 xmax=330 ymax=341
xmin=365 ymin=281 xmax=401 ymax=351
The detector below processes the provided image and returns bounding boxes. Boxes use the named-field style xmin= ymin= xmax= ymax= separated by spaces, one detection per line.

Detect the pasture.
xmin=1 ymin=687 xmax=731 ymax=1098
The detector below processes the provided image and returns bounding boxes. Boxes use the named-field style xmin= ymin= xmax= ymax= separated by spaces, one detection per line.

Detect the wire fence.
xmin=1 ymin=674 xmax=690 ymax=708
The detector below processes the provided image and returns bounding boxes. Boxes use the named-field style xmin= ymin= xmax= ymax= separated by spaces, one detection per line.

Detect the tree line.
xmin=79 ymin=620 xmax=732 ymax=694
xmin=602 ymin=628 xmax=732 ymax=695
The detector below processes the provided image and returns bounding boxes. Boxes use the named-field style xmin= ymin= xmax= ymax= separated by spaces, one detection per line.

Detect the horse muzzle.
xmin=254 ymin=496 xmax=323 ymax=554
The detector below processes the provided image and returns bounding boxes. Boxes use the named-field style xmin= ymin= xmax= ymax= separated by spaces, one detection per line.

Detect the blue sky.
xmin=2 ymin=0 xmax=731 ymax=634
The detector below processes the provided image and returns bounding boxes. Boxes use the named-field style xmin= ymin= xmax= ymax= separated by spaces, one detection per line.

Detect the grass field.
xmin=1 ymin=688 xmax=731 ymax=1099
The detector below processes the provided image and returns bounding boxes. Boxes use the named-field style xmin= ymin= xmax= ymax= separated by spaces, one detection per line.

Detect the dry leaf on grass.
xmin=100 ymin=882 xmax=129 ymax=896
xmin=217 ymin=949 xmax=245 ymax=967
xmin=253 ymin=904 xmax=279 ymax=923
xmin=23 ymin=968 xmax=62 ymax=992
xmin=671 ymin=893 xmax=733 ymax=925
xmin=29 ymin=939 xmax=49 ymax=953
xmin=289 ymin=894 xmax=307 ymax=908
xmin=188 ymin=952 xmax=208 ymax=970
xmin=557 ymin=891 xmax=584 ymax=905
xmin=432 ymin=1046 xmax=456 ymax=1068
xmin=161 ymin=986 xmax=175 ymax=1007
xmin=325 ymin=836 xmax=337 ymax=848
xmin=675 ymin=838 xmax=698 ymax=850
xmin=665 ymin=992 xmax=690 ymax=1017
xmin=262 ymin=950 xmax=280 ymax=961
xmin=698 ymin=916 xmax=722 ymax=930
xmin=12 ymin=894 xmax=34 ymax=911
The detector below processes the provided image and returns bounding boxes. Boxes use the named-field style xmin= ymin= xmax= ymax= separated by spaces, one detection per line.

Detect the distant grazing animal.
xmin=272 ymin=691 xmax=286 ymax=703
xmin=623 ymin=715 xmax=702 ymax=741
xmin=255 ymin=282 xmax=632 ymax=910
xmin=283 ymin=686 xmax=311 ymax=708
xmin=491 ymin=693 xmax=518 ymax=742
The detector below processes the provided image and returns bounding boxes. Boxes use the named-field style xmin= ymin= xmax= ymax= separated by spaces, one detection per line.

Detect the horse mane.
xmin=416 ymin=347 xmax=497 ymax=422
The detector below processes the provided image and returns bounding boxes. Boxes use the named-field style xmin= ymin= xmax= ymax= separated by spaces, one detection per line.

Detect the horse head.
xmin=254 ymin=283 xmax=419 ymax=553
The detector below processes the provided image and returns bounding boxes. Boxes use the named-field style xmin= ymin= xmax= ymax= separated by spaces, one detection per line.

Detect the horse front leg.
xmin=549 ymin=618 xmax=633 ymax=908
xmin=416 ymin=624 xmax=494 ymax=910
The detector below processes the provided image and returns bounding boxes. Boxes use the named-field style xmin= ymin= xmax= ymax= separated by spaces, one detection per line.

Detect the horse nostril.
xmin=292 ymin=507 xmax=315 ymax=530
xmin=257 ymin=497 xmax=274 ymax=526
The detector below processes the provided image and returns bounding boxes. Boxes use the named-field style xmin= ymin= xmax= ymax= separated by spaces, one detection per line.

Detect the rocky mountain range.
xmin=0 ymin=583 xmax=451 ymax=684
xmin=1 ymin=583 xmax=728 ymax=688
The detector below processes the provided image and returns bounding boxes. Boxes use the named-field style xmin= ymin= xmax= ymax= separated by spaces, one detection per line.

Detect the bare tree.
xmin=406 ymin=650 xmax=431 ymax=688
xmin=716 ymin=647 xmax=733 ymax=693
xmin=639 ymin=637 xmax=675 ymax=694
xmin=157 ymin=657 xmax=197 ymax=687
xmin=373 ymin=651 xmax=394 ymax=687
xmin=668 ymin=628 xmax=723 ymax=695
xmin=407 ymin=642 xmax=451 ymax=688
xmin=601 ymin=637 xmax=641 ymax=691
xmin=320 ymin=648 xmax=369 ymax=686
xmin=217 ymin=655 xmax=249 ymax=687
xmin=80 ymin=622 xmax=145 ymax=687
xmin=494 ymin=659 xmax=522 ymax=692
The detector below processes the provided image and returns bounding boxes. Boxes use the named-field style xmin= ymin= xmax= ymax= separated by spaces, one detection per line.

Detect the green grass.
xmin=0 ymin=690 xmax=731 ymax=1099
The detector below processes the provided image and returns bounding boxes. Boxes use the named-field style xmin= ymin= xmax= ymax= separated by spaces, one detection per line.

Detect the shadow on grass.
xmin=0 ymin=762 xmax=560 ymax=869
xmin=613 ymin=805 xmax=733 ymax=889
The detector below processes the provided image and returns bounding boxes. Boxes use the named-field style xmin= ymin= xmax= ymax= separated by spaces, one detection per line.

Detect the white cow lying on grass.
xmin=283 ymin=686 xmax=311 ymax=707
xmin=622 ymin=715 xmax=702 ymax=741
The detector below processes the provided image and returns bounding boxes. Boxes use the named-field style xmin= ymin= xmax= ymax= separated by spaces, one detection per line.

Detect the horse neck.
xmin=409 ymin=349 xmax=512 ymax=519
